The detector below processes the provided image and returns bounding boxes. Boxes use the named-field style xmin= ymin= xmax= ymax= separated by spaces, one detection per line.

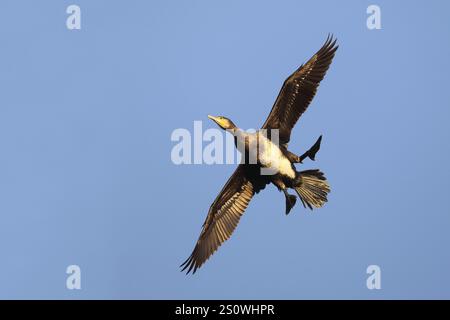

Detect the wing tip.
xmin=324 ymin=33 xmax=339 ymax=52
xmin=180 ymin=253 xmax=198 ymax=275
xmin=315 ymin=34 xmax=338 ymax=62
xmin=328 ymin=33 xmax=339 ymax=52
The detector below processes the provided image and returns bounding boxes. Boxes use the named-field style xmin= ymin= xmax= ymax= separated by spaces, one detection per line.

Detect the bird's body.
xmin=235 ymin=129 xmax=296 ymax=179
xmin=181 ymin=36 xmax=338 ymax=274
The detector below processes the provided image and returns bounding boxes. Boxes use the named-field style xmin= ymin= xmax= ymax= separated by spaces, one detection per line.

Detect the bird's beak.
xmin=208 ymin=115 xmax=220 ymax=125
xmin=208 ymin=115 xmax=229 ymax=130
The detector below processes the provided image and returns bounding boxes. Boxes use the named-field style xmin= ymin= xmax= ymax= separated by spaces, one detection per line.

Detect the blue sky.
xmin=0 ymin=0 xmax=449 ymax=299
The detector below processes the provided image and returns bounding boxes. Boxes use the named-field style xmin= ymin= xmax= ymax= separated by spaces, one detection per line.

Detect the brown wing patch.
xmin=262 ymin=35 xmax=338 ymax=144
xmin=180 ymin=165 xmax=256 ymax=274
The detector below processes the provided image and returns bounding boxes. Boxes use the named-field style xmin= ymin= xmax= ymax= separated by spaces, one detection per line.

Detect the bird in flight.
xmin=181 ymin=35 xmax=338 ymax=274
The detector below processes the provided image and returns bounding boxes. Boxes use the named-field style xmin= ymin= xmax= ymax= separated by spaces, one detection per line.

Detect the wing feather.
xmin=262 ymin=35 xmax=338 ymax=144
xmin=180 ymin=165 xmax=260 ymax=274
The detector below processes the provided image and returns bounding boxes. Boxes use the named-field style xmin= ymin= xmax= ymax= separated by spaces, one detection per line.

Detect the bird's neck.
xmin=225 ymin=127 xmax=238 ymax=135
xmin=231 ymin=127 xmax=245 ymax=137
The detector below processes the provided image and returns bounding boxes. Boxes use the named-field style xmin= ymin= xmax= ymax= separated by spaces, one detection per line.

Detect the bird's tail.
xmin=294 ymin=169 xmax=330 ymax=210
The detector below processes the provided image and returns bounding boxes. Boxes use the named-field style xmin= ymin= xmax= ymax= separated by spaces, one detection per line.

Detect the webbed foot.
xmin=283 ymin=190 xmax=297 ymax=215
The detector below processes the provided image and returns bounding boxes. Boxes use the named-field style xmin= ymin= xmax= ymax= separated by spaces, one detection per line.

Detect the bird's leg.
xmin=273 ymin=178 xmax=297 ymax=215
xmin=288 ymin=135 xmax=323 ymax=163
xmin=283 ymin=189 xmax=297 ymax=215
xmin=285 ymin=150 xmax=303 ymax=163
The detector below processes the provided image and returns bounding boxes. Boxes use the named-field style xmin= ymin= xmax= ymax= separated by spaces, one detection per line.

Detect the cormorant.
xmin=181 ymin=36 xmax=338 ymax=274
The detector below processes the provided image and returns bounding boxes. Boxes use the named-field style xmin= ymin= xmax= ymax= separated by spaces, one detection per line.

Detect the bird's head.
xmin=207 ymin=115 xmax=237 ymax=130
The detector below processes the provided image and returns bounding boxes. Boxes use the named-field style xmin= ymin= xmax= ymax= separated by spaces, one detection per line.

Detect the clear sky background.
xmin=0 ymin=0 xmax=449 ymax=299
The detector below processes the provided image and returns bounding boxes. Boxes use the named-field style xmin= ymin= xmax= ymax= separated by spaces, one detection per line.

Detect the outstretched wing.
xmin=262 ymin=35 xmax=338 ymax=144
xmin=181 ymin=165 xmax=265 ymax=274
